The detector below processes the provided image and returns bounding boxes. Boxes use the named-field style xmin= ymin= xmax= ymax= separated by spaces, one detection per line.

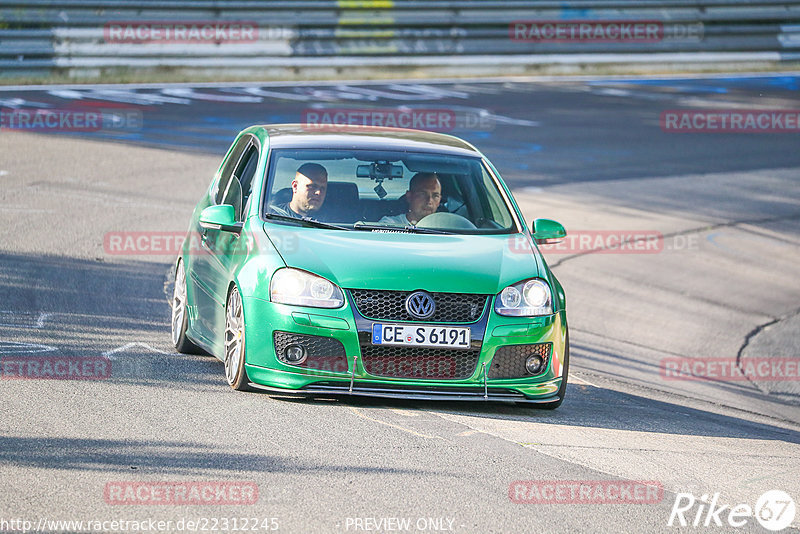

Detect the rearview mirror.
xmin=532 ymin=219 xmax=566 ymax=244
xmin=199 ymin=205 xmax=242 ymax=234
xmin=356 ymin=162 xmax=404 ymax=180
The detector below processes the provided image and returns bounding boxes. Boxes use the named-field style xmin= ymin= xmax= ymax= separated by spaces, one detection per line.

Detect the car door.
xmin=202 ymin=137 xmax=261 ymax=348
xmin=190 ymin=135 xmax=250 ymax=345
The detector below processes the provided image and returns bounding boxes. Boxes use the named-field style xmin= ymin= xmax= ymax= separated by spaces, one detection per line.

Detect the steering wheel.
xmin=416 ymin=212 xmax=477 ymax=230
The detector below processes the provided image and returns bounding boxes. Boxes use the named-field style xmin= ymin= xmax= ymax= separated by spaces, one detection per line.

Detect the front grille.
xmin=489 ymin=343 xmax=552 ymax=379
xmin=360 ymin=345 xmax=480 ymax=380
xmin=349 ymin=289 xmax=488 ymax=323
xmin=273 ymin=331 xmax=348 ymax=374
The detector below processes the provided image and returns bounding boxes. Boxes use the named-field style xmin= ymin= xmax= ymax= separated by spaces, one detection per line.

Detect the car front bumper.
xmin=241 ymin=293 xmax=567 ymax=402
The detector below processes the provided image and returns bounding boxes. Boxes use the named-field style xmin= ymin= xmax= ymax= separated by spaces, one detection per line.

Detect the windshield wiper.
xmin=264 ymin=213 xmax=349 ymax=231
xmin=352 ymin=222 xmax=452 ymax=235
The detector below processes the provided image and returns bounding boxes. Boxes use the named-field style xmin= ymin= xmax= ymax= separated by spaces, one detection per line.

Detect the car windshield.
xmin=261 ymin=148 xmax=518 ymax=234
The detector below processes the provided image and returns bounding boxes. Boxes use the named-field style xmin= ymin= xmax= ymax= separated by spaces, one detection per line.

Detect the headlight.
xmin=500 ymin=286 xmax=522 ymax=308
xmin=270 ymin=268 xmax=344 ymax=308
xmin=495 ymin=278 xmax=552 ymax=316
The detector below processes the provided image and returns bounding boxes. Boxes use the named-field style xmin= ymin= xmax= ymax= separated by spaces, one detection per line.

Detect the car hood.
xmin=264 ymin=224 xmax=539 ymax=294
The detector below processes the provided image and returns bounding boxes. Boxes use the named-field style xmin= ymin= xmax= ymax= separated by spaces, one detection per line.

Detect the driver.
xmin=270 ymin=163 xmax=328 ymax=218
xmin=379 ymin=172 xmax=441 ymax=226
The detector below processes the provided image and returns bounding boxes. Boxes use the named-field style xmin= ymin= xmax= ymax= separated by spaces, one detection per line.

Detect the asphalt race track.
xmin=1 ymin=74 xmax=799 ymax=533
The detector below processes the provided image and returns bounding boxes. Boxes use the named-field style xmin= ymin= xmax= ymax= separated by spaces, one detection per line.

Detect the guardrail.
xmin=1 ymin=0 xmax=799 ymax=77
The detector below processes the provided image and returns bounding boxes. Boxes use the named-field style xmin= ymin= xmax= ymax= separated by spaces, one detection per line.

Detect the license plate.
xmin=371 ymin=323 xmax=471 ymax=349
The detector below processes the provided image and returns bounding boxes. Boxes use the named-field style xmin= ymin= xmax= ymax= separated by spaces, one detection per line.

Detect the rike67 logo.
xmin=668 ymin=490 xmax=796 ymax=531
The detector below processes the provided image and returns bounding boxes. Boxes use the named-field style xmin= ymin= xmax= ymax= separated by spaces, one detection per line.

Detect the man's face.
xmin=407 ymin=177 xmax=441 ymax=222
xmin=291 ymin=171 xmax=327 ymax=215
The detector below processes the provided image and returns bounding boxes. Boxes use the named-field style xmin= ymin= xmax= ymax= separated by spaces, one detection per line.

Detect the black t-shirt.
xmin=270 ymin=202 xmax=303 ymax=218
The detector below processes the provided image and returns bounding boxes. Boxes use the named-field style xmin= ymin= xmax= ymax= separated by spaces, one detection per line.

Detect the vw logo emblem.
xmin=405 ymin=291 xmax=435 ymax=320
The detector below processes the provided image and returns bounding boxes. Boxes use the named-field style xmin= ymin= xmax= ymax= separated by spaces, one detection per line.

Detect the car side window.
xmin=215 ymin=136 xmax=250 ymax=206
xmin=216 ymin=137 xmax=261 ymax=222
xmin=235 ymin=145 xmax=259 ymax=220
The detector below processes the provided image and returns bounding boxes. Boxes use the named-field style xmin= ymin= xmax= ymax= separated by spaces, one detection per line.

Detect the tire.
xmin=171 ymin=260 xmax=202 ymax=354
xmin=224 ymin=286 xmax=252 ymax=391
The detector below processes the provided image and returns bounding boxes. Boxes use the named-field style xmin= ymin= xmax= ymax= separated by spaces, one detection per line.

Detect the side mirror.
xmin=199 ymin=205 xmax=242 ymax=234
xmin=532 ymin=218 xmax=566 ymax=245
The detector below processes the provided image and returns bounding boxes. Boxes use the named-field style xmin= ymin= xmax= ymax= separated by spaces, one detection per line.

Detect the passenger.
xmin=379 ymin=172 xmax=441 ymax=226
xmin=271 ymin=163 xmax=328 ymax=218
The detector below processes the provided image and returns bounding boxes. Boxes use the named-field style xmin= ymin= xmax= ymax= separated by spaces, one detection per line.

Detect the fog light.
xmin=525 ymin=354 xmax=544 ymax=375
xmin=284 ymin=344 xmax=306 ymax=364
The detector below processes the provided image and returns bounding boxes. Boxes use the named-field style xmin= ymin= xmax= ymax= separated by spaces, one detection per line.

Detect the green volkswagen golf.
xmin=171 ymin=124 xmax=569 ymax=408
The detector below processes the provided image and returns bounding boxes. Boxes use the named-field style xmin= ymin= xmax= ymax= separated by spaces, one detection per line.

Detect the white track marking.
xmin=0 ymin=311 xmax=52 ymax=329
xmin=35 ymin=313 xmax=51 ymax=328
xmin=47 ymin=88 xmax=190 ymax=106
xmin=389 ymin=408 xmax=420 ymax=417
xmin=236 ymin=86 xmax=316 ymax=101
xmin=0 ymin=98 xmax=52 ymax=109
xmin=570 ymin=373 xmax=600 ymax=387
xmin=102 ymin=342 xmax=170 ymax=359
xmin=0 ymin=341 xmax=58 ymax=354
xmin=161 ymin=87 xmax=262 ymax=103
xmin=347 ymin=407 xmax=446 ymax=440
xmin=386 ymin=83 xmax=470 ymax=99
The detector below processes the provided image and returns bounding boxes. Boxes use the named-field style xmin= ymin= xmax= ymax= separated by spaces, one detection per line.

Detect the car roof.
xmin=254 ymin=124 xmax=482 ymax=157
